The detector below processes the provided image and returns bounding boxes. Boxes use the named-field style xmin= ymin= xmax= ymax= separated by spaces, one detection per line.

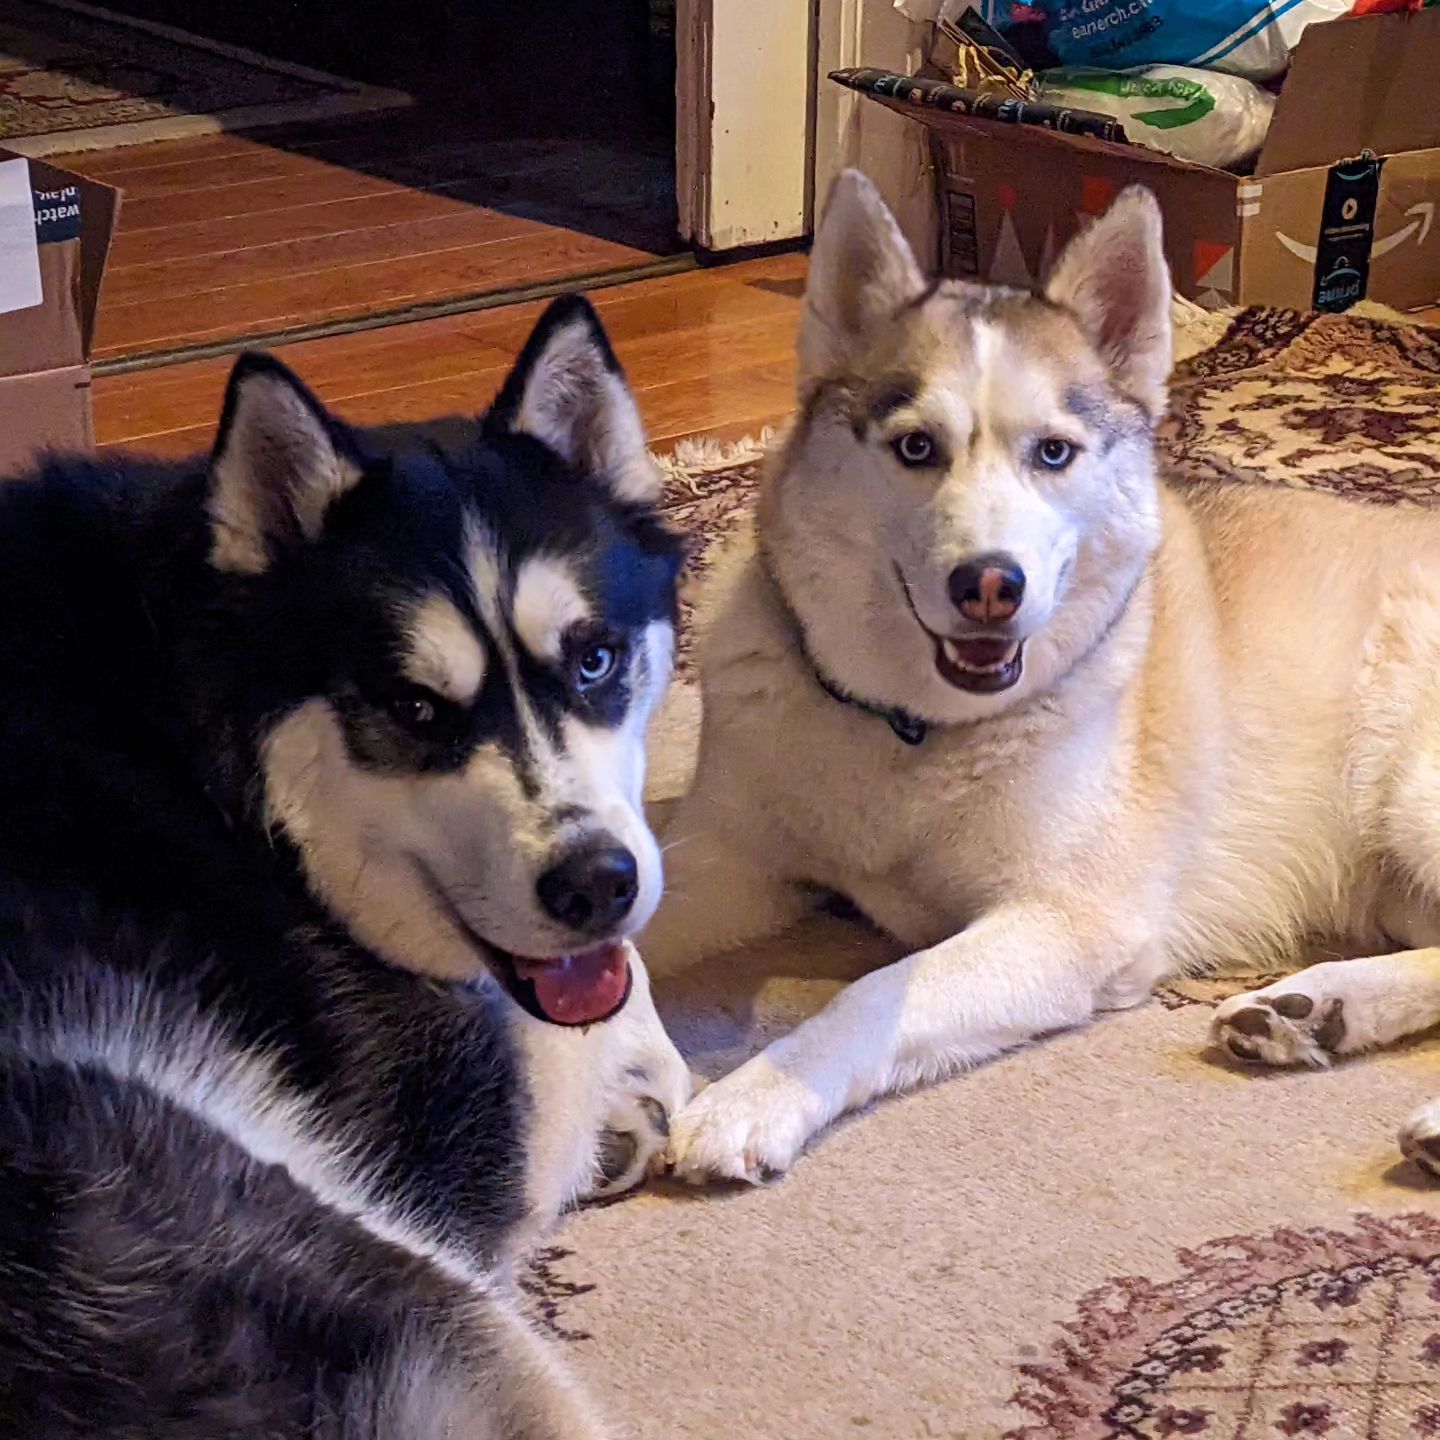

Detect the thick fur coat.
xmin=0 ymin=296 xmax=690 ymax=1438
xmin=647 ymin=171 xmax=1440 ymax=1185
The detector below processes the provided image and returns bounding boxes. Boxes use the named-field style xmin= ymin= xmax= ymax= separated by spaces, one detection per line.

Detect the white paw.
xmin=586 ymin=952 xmax=694 ymax=1201
xmin=1399 ymin=1099 xmax=1440 ymax=1181
xmin=1210 ymin=970 xmax=1351 ymax=1068
xmin=590 ymin=1048 xmax=693 ymax=1199
xmin=666 ymin=1057 xmax=821 ymax=1185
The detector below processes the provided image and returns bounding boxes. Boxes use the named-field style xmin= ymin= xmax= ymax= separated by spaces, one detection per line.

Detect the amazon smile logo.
xmin=1275 ymin=201 xmax=1435 ymax=264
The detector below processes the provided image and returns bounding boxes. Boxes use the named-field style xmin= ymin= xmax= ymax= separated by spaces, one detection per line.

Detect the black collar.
xmin=759 ymin=548 xmax=929 ymax=747
xmin=811 ymin=669 xmax=928 ymax=745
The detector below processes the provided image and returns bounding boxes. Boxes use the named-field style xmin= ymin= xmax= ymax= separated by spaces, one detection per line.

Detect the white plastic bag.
xmin=1035 ymin=64 xmax=1276 ymax=168
xmin=982 ymin=0 xmax=1351 ymax=80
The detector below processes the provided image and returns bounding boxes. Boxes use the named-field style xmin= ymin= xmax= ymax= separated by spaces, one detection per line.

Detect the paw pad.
xmin=596 ymin=1128 xmax=639 ymax=1186
xmin=591 ymin=1082 xmax=686 ymax=1200
xmin=1226 ymin=1033 xmax=1261 ymax=1061
xmin=1229 ymin=1006 xmax=1274 ymax=1037
xmin=1214 ymin=993 xmax=1346 ymax=1068
xmin=1315 ymin=999 xmax=1346 ymax=1050
xmin=637 ymin=1095 xmax=669 ymax=1138
xmin=1270 ymin=992 xmax=1313 ymax=1019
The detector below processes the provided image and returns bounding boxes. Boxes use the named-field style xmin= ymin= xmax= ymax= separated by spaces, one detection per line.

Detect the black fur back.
xmin=0 ymin=306 xmax=677 ymax=1437
xmin=0 ymin=444 xmax=532 ymax=1435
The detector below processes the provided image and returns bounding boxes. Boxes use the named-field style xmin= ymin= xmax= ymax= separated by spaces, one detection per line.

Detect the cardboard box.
xmin=834 ymin=8 xmax=1440 ymax=312
xmin=0 ymin=149 xmax=120 ymax=476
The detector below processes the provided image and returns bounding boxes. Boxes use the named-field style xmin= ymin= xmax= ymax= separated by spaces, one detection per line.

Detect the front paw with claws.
xmin=666 ymin=1057 xmax=822 ymax=1186
xmin=591 ymin=1076 xmax=682 ymax=1199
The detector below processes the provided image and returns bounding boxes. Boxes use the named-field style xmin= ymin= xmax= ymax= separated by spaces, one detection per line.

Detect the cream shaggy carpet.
xmin=533 ymin=307 xmax=1440 ymax=1439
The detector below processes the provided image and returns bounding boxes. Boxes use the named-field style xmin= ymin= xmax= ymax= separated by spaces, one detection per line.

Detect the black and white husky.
xmin=0 ymin=296 xmax=691 ymax=1439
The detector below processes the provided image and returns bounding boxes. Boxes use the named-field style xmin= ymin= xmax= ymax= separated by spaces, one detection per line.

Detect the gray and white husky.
xmin=646 ymin=168 xmax=1440 ymax=1186
xmin=0 ymin=294 xmax=690 ymax=1438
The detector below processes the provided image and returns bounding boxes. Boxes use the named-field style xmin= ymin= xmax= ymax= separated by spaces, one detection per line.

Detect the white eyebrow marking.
xmin=465 ymin=518 xmax=556 ymax=772
xmin=512 ymin=555 xmax=591 ymax=663
xmin=401 ymin=594 xmax=486 ymax=705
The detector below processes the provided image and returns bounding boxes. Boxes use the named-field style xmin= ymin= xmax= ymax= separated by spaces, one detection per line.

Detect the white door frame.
xmin=810 ymin=0 xmax=940 ymax=265
xmin=675 ymin=0 xmax=814 ymax=250
xmin=675 ymin=0 xmax=938 ymax=258
xmin=811 ymin=0 xmax=865 ymax=216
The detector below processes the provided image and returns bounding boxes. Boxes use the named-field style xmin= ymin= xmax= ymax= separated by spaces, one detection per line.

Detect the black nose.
xmin=948 ymin=553 xmax=1026 ymax=624
xmin=536 ymin=843 xmax=639 ymax=935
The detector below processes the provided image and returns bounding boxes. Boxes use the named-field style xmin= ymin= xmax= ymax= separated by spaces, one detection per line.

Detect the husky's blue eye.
xmin=892 ymin=431 xmax=936 ymax=468
xmin=1037 ymin=438 xmax=1076 ymax=470
xmin=574 ymin=644 xmax=618 ymax=690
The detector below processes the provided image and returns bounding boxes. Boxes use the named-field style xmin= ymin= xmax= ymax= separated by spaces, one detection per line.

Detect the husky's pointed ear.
xmin=485 ymin=294 xmax=659 ymax=505
xmin=799 ymin=169 xmax=925 ymax=383
xmin=1045 ymin=187 xmax=1172 ymax=419
xmin=207 ymin=354 xmax=361 ymax=575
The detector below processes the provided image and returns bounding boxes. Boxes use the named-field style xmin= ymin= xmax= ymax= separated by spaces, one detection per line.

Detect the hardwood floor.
xmin=94 ymin=252 xmax=808 ymax=458
xmin=91 ymin=249 xmax=1439 ymax=464
xmin=58 ymin=123 xmax=680 ymax=362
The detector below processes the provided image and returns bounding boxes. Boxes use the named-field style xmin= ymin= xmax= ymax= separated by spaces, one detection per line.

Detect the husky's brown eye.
xmin=387 ymin=688 xmax=438 ymax=729
xmin=892 ymin=431 xmax=937 ymax=468
xmin=887 ymin=429 xmax=944 ymax=469
xmin=1036 ymin=438 xmax=1076 ymax=470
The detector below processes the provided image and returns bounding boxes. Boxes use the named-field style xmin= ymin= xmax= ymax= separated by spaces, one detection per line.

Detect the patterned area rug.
xmin=531 ymin=307 xmax=1440 ymax=1439
xmin=0 ymin=0 xmax=408 ymax=156
xmin=1165 ymin=310 xmax=1440 ymax=505
xmin=1011 ymin=1214 xmax=1440 ymax=1439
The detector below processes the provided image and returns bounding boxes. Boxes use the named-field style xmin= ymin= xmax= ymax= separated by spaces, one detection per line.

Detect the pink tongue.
xmin=514 ymin=943 xmax=631 ymax=1024
xmin=954 ymin=637 xmax=1013 ymax=666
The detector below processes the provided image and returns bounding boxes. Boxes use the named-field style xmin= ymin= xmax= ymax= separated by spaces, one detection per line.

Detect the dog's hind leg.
xmin=1209 ymin=717 xmax=1440 ymax=1069
xmin=1212 ymin=949 xmax=1440 ymax=1069
xmin=1247 ymin=711 xmax=1440 ymax=1178
xmin=1209 ymin=722 xmax=1440 ymax=1176
xmin=1211 ymin=712 xmax=1440 ymax=1069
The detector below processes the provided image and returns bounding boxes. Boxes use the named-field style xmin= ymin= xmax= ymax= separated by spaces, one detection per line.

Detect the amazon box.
xmin=0 ymin=148 xmax=119 ymax=475
xmin=834 ymin=7 xmax=1440 ymax=312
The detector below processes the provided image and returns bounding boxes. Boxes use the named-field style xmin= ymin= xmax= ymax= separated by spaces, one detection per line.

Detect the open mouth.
xmin=895 ymin=567 xmax=1026 ymax=695
xmin=499 ymin=944 xmax=633 ymax=1026
xmin=932 ymin=634 xmax=1025 ymax=694
xmin=419 ymin=864 xmax=633 ymax=1026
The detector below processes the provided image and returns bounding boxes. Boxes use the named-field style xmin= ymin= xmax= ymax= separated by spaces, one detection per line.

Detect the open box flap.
xmin=847 ymin=85 xmax=1238 ymax=181
xmin=1256 ymin=9 xmax=1440 ymax=179
xmin=831 ymin=68 xmax=1245 ymax=180
xmin=0 ymin=148 xmax=120 ymax=362
xmin=19 ymin=153 xmax=121 ymax=360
